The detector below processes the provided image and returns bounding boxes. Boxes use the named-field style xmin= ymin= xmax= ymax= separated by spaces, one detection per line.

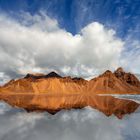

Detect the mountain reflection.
xmin=0 ymin=100 xmax=140 ymax=140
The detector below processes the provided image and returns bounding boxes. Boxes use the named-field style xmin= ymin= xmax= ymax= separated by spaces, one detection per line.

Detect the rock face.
xmin=88 ymin=68 xmax=140 ymax=94
xmin=0 ymin=67 xmax=140 ymax=118
xmin=114 ymin=67 xmax=140 ymax=87
xmin=1 ymin=68 xmax=140 ymax=94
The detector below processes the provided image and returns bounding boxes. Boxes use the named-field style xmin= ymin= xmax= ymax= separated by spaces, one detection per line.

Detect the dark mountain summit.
xmin=45 ymin=72 xmax=62 ymax=78
xmin=24 ymin=72 xmax=62 ymax=79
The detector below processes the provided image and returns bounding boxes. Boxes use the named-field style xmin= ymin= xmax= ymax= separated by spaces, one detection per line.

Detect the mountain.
xmin=24 ymin=71 xmax=62 ymax=79
xmin=0 ymin=67 xmax=140 ymax=118
xmin=88 ymin=68 xmax=140 ymax=94
xmin=114 ymin=67 xmax=140 ymax=87
xmin=0 ymin=67 xmax=140 ymax=94
xmin=0 ymin=72 xmax=87 ymax=94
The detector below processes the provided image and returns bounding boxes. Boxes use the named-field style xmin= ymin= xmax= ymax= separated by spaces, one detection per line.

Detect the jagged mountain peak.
xmin=24 ymin=72 xmax=62 ymax=79
xmin=45 ymin=71 xmax=62 ymax=78
xmin=100 ymin=70 xmax=114 ymax=77
xmin=115 ymin=67 xmax=124 ymax=73
xmin=114 ymin=67 xmax=140 ymax=87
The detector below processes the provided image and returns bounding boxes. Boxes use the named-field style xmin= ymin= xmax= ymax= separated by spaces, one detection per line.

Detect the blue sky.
xmin=0 ymin=0 xmax=139 ymax=79
xmin=0 ymin=0 xmax=139 ymax=38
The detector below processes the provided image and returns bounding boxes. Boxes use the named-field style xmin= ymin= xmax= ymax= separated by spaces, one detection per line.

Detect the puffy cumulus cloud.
xmin=0 ymin=12 xmax=124 ymax=79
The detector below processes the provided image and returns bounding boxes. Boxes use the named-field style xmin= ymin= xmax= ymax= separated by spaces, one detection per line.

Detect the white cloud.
xmin=0 ymin=12 xmax=125 ymax=78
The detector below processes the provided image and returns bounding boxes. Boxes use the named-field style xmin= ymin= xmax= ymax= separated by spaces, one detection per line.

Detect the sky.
xmin=0 ymin=0 xmax=139 ymax=80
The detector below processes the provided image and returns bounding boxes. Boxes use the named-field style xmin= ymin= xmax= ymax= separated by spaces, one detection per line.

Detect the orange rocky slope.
xmin=0 ymin=73 xmax=87 ymax=94
xmin=88 ymin=69 xmax=140 ymax=94
xmin=0 ymin=68 xmax=140 ymax=94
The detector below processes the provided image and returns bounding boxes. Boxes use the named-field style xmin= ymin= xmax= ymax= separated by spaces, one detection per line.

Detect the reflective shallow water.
xmin=0 ymin=97 xmax=140 ymax=140
xmin=99 ymin=94 xmax=140 ymax=104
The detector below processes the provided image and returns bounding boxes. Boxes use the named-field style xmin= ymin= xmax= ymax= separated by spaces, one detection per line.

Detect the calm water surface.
xmin=0 ymin=95 xmax=140 ymax=140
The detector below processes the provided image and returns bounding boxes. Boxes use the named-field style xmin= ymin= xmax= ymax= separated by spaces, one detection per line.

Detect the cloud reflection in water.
xmin=0 ymin=102 xmax=140 ymax=140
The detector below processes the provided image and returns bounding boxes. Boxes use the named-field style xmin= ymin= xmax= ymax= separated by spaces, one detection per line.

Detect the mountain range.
xmin=0 ymin=67 xmax=140 ymax=94
xmin=0 ymin=67 xmax=140 ymax=119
